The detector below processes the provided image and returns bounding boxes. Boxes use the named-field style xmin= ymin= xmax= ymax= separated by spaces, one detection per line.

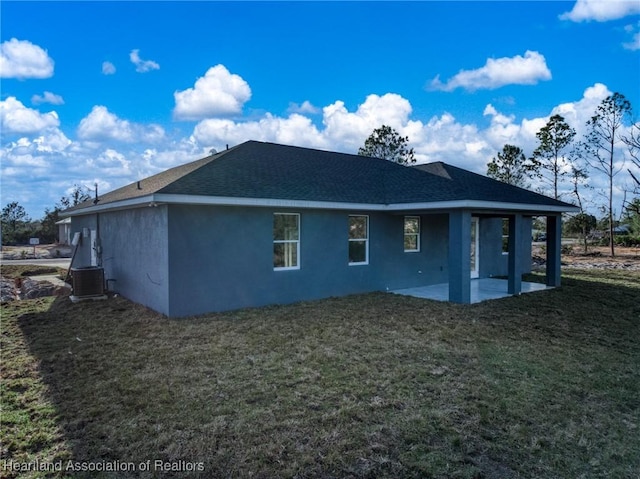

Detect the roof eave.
xmin=387 ymin=199 xmax=579 ymax=214
xmin=61 ymin=195 xmax=156 ymax=216
xmin=159 ymin=194 xmax=579 ymax=214
xmin=62 ymin=193 xmax=579 ymax=216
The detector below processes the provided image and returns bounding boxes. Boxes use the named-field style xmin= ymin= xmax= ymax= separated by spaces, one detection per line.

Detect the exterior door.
xmin=470 ymin=217 xmax=479 ymax=279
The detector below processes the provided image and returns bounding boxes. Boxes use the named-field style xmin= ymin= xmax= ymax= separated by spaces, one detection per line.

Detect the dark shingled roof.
xmin=64 ymin=152 xmax=220 ymax=213
xmin=65 ymin=140 xmax=575 ymax=213
xmin=156 ymin=141 xmax=467 ymax=204
xmin=413 ymin=162 xmax=571 ymax=207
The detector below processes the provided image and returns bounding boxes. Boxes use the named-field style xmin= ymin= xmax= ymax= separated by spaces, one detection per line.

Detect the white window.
xmin=502 ymin=218 xmax=509 ymax=255
xmin=273 ymin=213 xmax=300 ymax=270
xmin=349 ymin=215 xmax=369 ymax=265
xmin=404 ymin=216 xmax=420 ymax=252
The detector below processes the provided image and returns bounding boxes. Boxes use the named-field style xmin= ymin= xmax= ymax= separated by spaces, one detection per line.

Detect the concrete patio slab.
xmin=391 ymin=278 xmax=552 ymax=304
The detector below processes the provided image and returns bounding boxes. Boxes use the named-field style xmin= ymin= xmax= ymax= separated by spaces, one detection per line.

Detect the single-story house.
xmin=55 ymin=217 xmax=72 ymax=245
xmin=63 ymin=141 xmax=578 ymax=317
xmin=613 ymin=225 xmax=631 ymax=235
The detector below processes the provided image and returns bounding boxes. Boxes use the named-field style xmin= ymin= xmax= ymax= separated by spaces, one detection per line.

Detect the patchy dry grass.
xmin=0 ymin=265 xmax=66 ymax=280
xmin=1 ymin=269 xmax=639 ymax=478
xmin=1 ymin=299 xmax=73 ymax=479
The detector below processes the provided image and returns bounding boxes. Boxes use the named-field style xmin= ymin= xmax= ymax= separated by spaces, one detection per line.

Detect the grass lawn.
xmin=1 ymin=268 xmax=639 ymax=478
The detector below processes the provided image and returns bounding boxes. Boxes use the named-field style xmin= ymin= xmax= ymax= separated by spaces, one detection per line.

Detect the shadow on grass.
xmin=9 ymin=269 xmax=640 ymax=478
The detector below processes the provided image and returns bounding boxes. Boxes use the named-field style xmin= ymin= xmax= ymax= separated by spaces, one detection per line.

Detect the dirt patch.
xmin=1 ymin=276 xmax=17 ymax=302
xmin=0 ymin=266 xmax=70 ymax=303
xmin=533 ymin=245 xmax=640 ymax=271
xmin=1 ymin=276 xmax=69 ymax=302
xmin=0 ymin=244 xmax=73 ymax=260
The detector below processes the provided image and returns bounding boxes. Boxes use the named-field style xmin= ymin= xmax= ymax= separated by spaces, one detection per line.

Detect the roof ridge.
xmin=249 ymin=139 xmax=396 ymax=165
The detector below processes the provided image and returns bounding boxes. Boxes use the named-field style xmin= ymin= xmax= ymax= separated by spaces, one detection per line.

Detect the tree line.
xmin=358 ymin=93 xmax=638 ymax=256
xmin=1 ymin=186 xmax=91 ymax=245
xmin=3 ymin=95 xmax=638 ymax=254
xmin=485 ymin=92 xmax=637 ymax=256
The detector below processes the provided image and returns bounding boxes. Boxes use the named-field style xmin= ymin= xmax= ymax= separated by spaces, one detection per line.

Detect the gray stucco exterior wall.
xmin=479 ymin=216 xmax=532 ymax=278
xmin=166 ymin=206 xmax=457 ymax=317
xmin=69 ymin=214 xmax=98 ymax=268
xmin=71 ymin=206 xmax=170 ymax=315
xmin=71 ymin=205 xmax=533 ymax=317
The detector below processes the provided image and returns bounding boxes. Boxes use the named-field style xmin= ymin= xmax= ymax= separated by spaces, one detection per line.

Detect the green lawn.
xmin=1 ymin=268 xmax=639 ymax=478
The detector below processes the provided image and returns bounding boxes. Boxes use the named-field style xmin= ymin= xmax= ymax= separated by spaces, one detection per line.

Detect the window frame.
xmin=273 ymin=212 xmax=300 ymax=271
xmin=501 ymin=218 xmax=509 ymax=256
xmin=403 ymin=216 xmax=421 ymax=252
xmin=348 ymin=214 xmax=369 ymax=265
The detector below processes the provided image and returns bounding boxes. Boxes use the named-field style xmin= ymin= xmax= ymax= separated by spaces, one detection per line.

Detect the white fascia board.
xmin=64 ymin=193 xmax=579 ymax=216
xmin=153 ymin=194 xmax=387 ymax=211
xmin=386 ymin=200 xmax=580 ymax=214
xmin=156 ymin=194 xmax=578 ymax=214
xmin=61 ymin=195 xmax=155 ymax=216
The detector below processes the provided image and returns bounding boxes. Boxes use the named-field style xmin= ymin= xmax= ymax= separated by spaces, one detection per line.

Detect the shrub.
xmin=561 ymin=244 xmax=574 ymax=255
xmin=613 ymin=235 xmax=640 ymax=247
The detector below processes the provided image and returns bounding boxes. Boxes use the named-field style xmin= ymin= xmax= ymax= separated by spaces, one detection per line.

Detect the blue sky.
xmin=1 ymin=1 xmax=639 ymax=219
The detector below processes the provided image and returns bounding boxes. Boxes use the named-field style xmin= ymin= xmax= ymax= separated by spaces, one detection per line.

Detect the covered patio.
xmin=391 ymin=277 xmax=553 ymax=304
xmin=407 ymin=162 xmax=577 ymax=305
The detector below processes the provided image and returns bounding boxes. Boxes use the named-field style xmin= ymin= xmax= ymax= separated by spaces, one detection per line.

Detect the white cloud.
xmin=129 ymin=49 xmax=159 ymax=73
xmin=560 ymin=0 xmax=640 ymax=22
xmin=140 ymin=124 xmax=166 ymax=143
xmin=480 ymin=107 xmax=522 ymax=149
xmin=31 ymin=130 xmax=72 ymax=153
xmin=0 ymin=130 xmax=72 ymax=214
xmin=406 ymin=113 xmax=489 ymax=168
xmin=549 ymin=82 xmax=612 ymax=139
xmin=9 ymin=155 xmax=48 ymax=168
xmin=102 ymin=61 xmax=116 ymax=75
xmin=623 ymin=22 xmax=640 ymax=50
xmin=173 ymin=64 xmax=252 ymax=120
xmin=287 ymin=101 xmax=320 ymax=115
xmin=192 ymin=84 xmax=621 ymax=191
xmin=483 ymin=104 xmax=498 ymax=117
xmin=480 ymin=105 xmax=553 ymax=166
xmin=0 ymin=38 xmax=54 ymax=79
xmin=4 ymin=80 xmax=634 ymax=220
xmin=138 ymin=140 xmax=202 ymax=172
xmin=479 ymin=84 xmax=612 ymax=157
xmin=322 ymin=93 xmax=413 ymax=151
xmin=86 ymin=149 xmax=132 ymax=177
xmin=31 ymin=91 xmax=64 ymax=105
xmin=77 ymin=105 xmax=165 ymax=143
xmin=429 ymin=51 xmax=552 ymax=92
xmin=474 ymin=83 xmax=637 ymax=203
xmin=0 ymin=97 xmax=60 ymax=134
xmin=78 ymin=106 xmax=133 ymax=142
xmin=2 ymin=130 xmax=71 ymax=160
xmin=193 ymin=113 xmax=327 ymax=150
xmin=483 ymin=104 xmax=515 ymax=127
xmin=192 ymin=93 xmax=414 ymax=154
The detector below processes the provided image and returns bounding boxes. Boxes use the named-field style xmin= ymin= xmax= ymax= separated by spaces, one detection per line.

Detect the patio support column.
xmin=448 ymin=210 xmax=471 ymax=304
xmin=546 ymin=214 xmax=562 ymax=287
xmin=507 ymin=214 xmax=523 ymax=295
